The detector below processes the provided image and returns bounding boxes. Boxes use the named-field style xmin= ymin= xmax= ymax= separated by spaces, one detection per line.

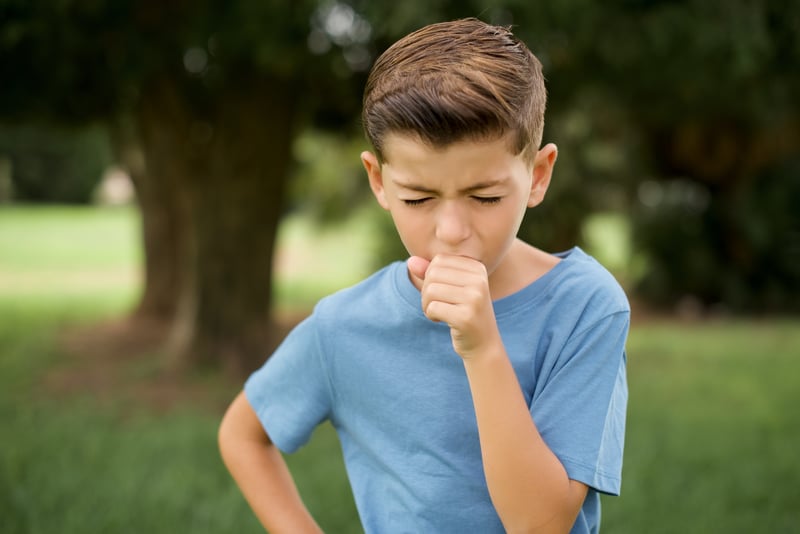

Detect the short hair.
xmin=362 ymin=18 xmax=546 ymax=164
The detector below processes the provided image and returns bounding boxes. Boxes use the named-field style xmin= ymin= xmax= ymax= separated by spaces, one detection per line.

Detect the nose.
xmin=435 ymin=201 xmax=471 ymax=246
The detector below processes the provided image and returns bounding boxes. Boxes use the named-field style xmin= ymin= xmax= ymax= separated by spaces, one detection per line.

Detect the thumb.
xmin=406 ymin=256 xmax=430 ymax=280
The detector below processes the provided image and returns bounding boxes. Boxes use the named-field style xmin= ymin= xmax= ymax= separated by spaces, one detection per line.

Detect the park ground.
xmin=1 ymin=205 xmax=798 ymax=533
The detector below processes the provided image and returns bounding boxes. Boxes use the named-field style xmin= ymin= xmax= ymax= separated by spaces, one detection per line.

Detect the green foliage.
xmin=287 ymin=130 xmax=408 ymax=267
xmin=2 ymin=0 xmax=798 ymax=310
xmin=0 ymin=0 xmax=372 ymax=123
xmin=289 ymin=130 xmax=372 ymax=221
xmin=634 ymin=157 xmax=800 ymax=312
xmin=0 ymin=124 xmax=112 ymax=204
xmin=511 ymin=0 xmax=800 ymax=311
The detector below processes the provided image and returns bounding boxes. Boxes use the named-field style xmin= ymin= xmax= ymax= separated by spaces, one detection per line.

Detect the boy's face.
xmin=362 ymin=134 xmax=556 ymax=279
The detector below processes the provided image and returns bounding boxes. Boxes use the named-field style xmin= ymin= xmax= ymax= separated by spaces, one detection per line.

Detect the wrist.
xmin=459 ymin=337 xmax=507 ymax=365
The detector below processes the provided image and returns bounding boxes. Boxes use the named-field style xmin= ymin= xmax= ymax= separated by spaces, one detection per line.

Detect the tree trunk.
xmin=125 ymin=73 xmax=297 ymax=376
xmin=133 ymin=78 xmax=196 ymax=356
xmin=184 ymin=79 xmax=298 ymax=375
xmin=110 ymin=82 xmax=194 ymax=326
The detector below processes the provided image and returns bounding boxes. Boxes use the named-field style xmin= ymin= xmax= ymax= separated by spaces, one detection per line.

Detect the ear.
xmin=361 ymin=150 xmax=390 ymax=210
xmin=527 ymin=143 xmax=558 ymax=208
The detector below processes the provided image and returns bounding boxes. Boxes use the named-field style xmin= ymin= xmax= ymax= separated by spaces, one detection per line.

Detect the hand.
xmin=407 ymin=254 xmax=502 ymax=359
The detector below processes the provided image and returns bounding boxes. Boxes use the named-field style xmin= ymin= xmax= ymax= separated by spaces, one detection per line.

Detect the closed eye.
xmin=403 ymin=198 xmax=431 ymax=206
xmin=474 ymin=196 xmax=502 ymax=205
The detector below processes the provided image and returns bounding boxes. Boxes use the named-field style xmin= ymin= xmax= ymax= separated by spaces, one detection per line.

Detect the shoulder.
xmin=312 ymin=261 xmax=406 ymax=324
xmin=550 ymin=247 xmax=630 ymax=318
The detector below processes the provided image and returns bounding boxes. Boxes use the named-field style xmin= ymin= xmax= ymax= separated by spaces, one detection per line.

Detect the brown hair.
xmin=362 ymin=18 xmax=546 ymax=164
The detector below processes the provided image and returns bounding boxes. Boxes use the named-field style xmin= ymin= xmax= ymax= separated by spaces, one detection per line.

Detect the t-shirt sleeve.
xmin=530 ymin=310 xmax=629 ymax=496
xmin=244 ymin=311 xmax=334 ymax=454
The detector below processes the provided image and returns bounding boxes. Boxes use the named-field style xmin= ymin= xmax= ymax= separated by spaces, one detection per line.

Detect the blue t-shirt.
xmin=245 ymin=247 xmax=629 ymax=533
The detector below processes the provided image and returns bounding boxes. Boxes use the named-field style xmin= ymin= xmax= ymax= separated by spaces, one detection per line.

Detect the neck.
xmin=487 ymin=239 xmax=560 ymax=300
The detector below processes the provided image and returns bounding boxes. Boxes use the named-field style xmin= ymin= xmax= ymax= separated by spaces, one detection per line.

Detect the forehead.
xmin=381 ymin=134 xmax=524 ymax=182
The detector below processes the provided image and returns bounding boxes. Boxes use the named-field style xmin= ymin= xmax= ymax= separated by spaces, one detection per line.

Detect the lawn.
xmin=1 ymin=205 xmax=798 ymax=533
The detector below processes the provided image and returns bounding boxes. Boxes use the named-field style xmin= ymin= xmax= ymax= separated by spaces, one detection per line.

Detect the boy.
xmin=219 ymin=18 xmax=629 ymax=534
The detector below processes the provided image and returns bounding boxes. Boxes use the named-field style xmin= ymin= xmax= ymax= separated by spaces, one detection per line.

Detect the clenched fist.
xmin=407 ymin=254 xmax=504 ymax=360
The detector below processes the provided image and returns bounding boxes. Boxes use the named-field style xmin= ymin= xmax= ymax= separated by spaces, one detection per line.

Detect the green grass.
xmin=0 ymin=205 xmax=365 ymax=533
xmin=603 ymin=321 xmax=800 ymax=533
xmin=0 ymin=205 xmax=141 ymax=271
xmin=0 ymin=204 xmax=374 ymax=311
xmin=1 ymin=205 xmax=798 ymax=533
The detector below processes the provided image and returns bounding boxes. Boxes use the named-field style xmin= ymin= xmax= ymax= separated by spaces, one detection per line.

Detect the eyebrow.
xmin=391 ymin=178 xmax=509 ymax=194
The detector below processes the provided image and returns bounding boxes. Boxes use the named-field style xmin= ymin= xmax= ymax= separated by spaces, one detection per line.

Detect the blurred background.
xmin=0 ymin=1 xmax=798 ymax=533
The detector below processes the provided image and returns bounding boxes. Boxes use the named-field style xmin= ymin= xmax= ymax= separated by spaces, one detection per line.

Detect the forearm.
xmin=219 ymin=392 xmax=322 ymax=534
xmin=463 ymin=350 xmax=586 ymax=534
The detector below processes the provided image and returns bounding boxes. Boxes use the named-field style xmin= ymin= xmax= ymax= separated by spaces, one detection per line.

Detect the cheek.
xmin=480 ymin=202 xmax=527 ymax=250
xmin=388 ymin=208 xmax=424 ymax=240
xmin=486 ymin=201 xmax=525 ymax=233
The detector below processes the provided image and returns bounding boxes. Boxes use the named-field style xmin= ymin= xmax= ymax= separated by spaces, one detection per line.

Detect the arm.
xmin=408 ymin=255 xmax=587 ymax=533
xmin=218 ymin=391 xmax=323 ymax=534
xmin=463 ymin=346 xmax=588 ymax=533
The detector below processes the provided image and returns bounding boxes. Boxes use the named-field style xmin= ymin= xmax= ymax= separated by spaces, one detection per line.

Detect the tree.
xmin=563 ymin=0 xmax=800 ymax=311
xmin=384 ymin=0 xmax=800 ymax=311
xmin=2 ymin=0 xmax=796 ymax=378
xmin=0 ymin=0 xmax=591 ymax=374
xmin=1 ymin=1 xmax=369 ymax=374
xmin=0 ymin=123 xmax=112 ymax=203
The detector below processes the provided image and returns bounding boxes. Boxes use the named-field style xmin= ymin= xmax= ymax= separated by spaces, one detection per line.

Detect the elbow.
xmin=500 ymin=515 xmax=555 ymax=534
xmin=501 ymin=513 xmax=572 ymax=534
xmin=497 ymin=484 xmax=586 ymax=534
xmin=218 ymin=410 xmax=235 ymax=465
xmin=217 ymin=390 xmax=273 ymax=466
xmin=217 ymin=391 xmax=251 ymax=465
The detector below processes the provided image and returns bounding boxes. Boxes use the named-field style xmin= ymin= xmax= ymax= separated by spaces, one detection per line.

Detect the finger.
xmin=420 ymin=275 xmax=464 ymax=312
xmin=426 ymin=255 xmax=487 ymax=279
xmin=422 ymin=283 xmax=486 ymax=319
xmin=422 ymin=265 xmax=486 ymax=293
xmin=420 ymin=281 xmax=469 ymax=310
xmin=406 ymin=256 xmax=431 ymax=280
xmin=423 ymin=299 xmax=462 ymax=325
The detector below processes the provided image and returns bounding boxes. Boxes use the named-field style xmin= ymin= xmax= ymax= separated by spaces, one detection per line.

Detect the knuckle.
xmin=464 ymin=286 xmax=484 ymax=306
xmin=425 ymin=300 xmax=443 ymax=321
